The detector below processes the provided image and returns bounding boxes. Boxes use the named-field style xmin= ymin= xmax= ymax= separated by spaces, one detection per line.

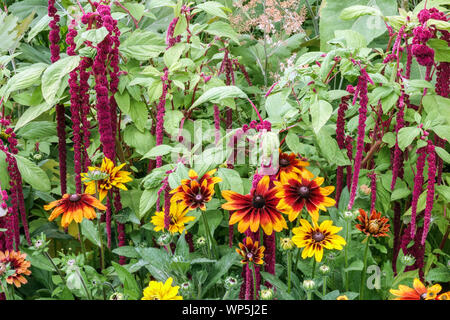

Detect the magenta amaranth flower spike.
xmin=79 ymin=58 xmax=93 ymax=171
xmin=55 ymin=104 xmax=67 ymax=194
xmin=166 ymin=17 xmax=182 ymax=49
xmin=421 ymin=140 xmax=436 ymax=245
xmin=345 ymin=136 xmax=353 ymax=190
xmin=113 ymin=188 xmax=127 ymax=265
xmin=391 ymin=92 xmax=405 ymax=190
xmin=335 ymin=94 xmax=350 ymax=207
xmin=435 ymin=62 xmax=449 ymax=185
xmin=368 ymin=172 xmax=377 ymax=213
xmin=156 ymin=69 xmax=169 ymax=168
xmin=347 ymin=68 xmax=371 ymax=210
xmin=48 ymin=0 xmax=61 ymax=63
xmin=410 ymin=146 xmax=427 ymax=238
xmin=66 ymin=21 xmax=83 ymax=193
xmin=213 ymin=105 xmax=221 ymax=146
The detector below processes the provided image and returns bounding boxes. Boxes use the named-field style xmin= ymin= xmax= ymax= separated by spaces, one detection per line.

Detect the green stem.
xmin=201 ymin=213 xmax=216 ymax=259
xmin=360 ymin=237 xmax=370 ymax=300
xmin=44 ymin=251 xmax=66 ymax=285
xmin=96 ymin=185 xmax=105 ymax=273
xmin=222 ymin=289 xmax=230 ymax=300
xmin=77 ymin=223 xmax=87 ymax=263
xmin=311 ymin=259 xmax=317 ymax=279
xmin=251 ymin=263 xmax=258 ymax=300
xmin=1 ymin=280 xmax=11 ymax=300
xmin=9 ymin=285 xmax=15 ymax=300
xmin=75 ymin=268 xmax=93 ymax=300
xmin=345 ymin=220 xmax=350 ymax=292
xmin=294 ymin=247 xmax=301 ymax=271
xmin=323 ymin=276 xmax=327 ymax=297
xmin=305 ymin=0 xmax=319 ymax=37
xmin=287 ymin=251 xmax=292 ymax=293
xmin=306 ymin=290 xmax=312 ymax=300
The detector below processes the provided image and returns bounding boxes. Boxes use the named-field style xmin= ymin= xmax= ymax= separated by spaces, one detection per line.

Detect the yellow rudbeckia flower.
xmin=81 ymin=157 xmax=132 ymax=202
xmin=142 ymin=277 xmax=183 ymax=300
xmin=151 ymin=201 xmax=196 ymax=234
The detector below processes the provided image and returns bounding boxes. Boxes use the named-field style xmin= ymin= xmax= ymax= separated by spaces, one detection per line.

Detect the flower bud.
xmin=343 ymin=210 xmax=356 ymax=221
xmin=303 ymin=279 xmax=315 ymax=290
xmin=401 ymin=254 xmax=416 ymax=266
xmin=359 ymin=184 xmax=371 ymax=195
xmin=33 ymin=153 xmax=43 ymax=161
xmin=260 ymin=288 xmax=274 ymax=300
xmin=319 ymin=265 xmax=330 ymax=275
xmin=337 ymin=295 xmax=349 ymax=300
xmin=195 ymin=236 xmax=206 ymax=247
xmin=157 ymin=233 xmax=171 ymax=246
xmin=280 ymin=237 xmax=294 ymax=251
xmin=224 ymin=276 xmax=238 ymax=290
xmin=109 ymin=292 xmax=124 ymax=300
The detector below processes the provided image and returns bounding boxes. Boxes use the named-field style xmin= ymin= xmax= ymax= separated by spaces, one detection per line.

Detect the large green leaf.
xmin=120 ymin=30 xmax=165 ymax=61
xmin=310 ymin=100 xmax=333 ymax=134
xmin=1 ymin=63 xmax=47 ymax=101
xmin=111 ymin=262 xmax=141 ymax=300
xmin=15 ymin=154 xmax=51 ymax=192
xmin=190 ymin=86 xmax=248 ymax=109
xmin=217 ymin=167 xmax=243 ymax=194
xmin=14 ymin=102 xmax=53 ymax=130
xmin=41 ymin=56 xmax=80 ymax=106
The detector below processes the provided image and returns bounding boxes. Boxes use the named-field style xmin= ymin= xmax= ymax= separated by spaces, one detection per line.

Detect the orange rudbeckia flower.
xmin=276 ymin=151 xmax=314 ymax=181
xmin=236 ymin=237 xmax=265 ymax=265
xmin=274 ymin=173 xmax=335 ymax=222
xmin=0 ymin=250 xmax=31 ymax=288
xmin=170 ymin=169 xmax=222 ymax=211
xmin=355 ymin=209 xmax=390 ymax=237
xmin=44 ymin=194 xmax=107 ymax=228
xmin=390 ymin=278 xmax=445 ymax=300
xmin=222 ymin=175 xmax=287 ymax=235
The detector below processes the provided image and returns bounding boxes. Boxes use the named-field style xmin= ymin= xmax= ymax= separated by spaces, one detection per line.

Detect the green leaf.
xmin=260 ymin=271 xmax=295 ymax=300
xmin=391 ymin=188 xmax=411 ymax=201
xmin=41 ymin=56 xmax=80 ymax=106
xmin=397 ymin=127 xmax=421 ymax=151
xmin=315 ymin=129 xmax=351 ymax=166
xmin=0 ymin=152 xmax=10 ymax=187
xmin=339 ymin=5 xmax=381 ymax=20
xmin=426 ymin=267 xmax=450 ymax=283
xmin=217 ymin=168 xmax=243 ymax=194
xmin=164 ymin=43 xmax=185 ymax=68
xmin=80 ymin=27 xmax=109 ymax=46
xmin=128 ymin=99 xmax=148 ymax=132
xmin=196 ymin=1 xmax=228 ymax=19
xmin=114 ymin=91 xmax=130 ymax=114
xmin=139 ymin=188 xmax=158 ymax=218
xmin=433 ymin=125 xmax=450 ymax=142
xmin=112 ymin=246 xmax=140 ymax=259
xmin=14 ymin=102 xmax=53 ymax=130
xmin=135 ymin=247 xmax=171 ymax=281
xmin=120 ymin=30 xmax=165 ymax=61
xmin=1 ymin=63 xmax=47 ymax=100
xmin=310 ymin=100 xmax=333 ymax=134
xmin=142 ymin=144 xmax=173 ymax=159
xmin=17 ymin=121 xmax=56 ymax=139
xmin=201 ymin=251 xmax=239 ymax=297
xmin=80 ymin=219 xmax=101 ymax=247
xmin=15 ymin=155 xmax=51 ymax=192
xmin=123 ymin=125 xmax=155 ymax=156
xmin=191 ymin=86 xmax=248 ymax=109
xmin=111 ymin=262 xmax=140 ymax=300
xmin=435 ymin=147 xmax=450 ymax=164
xmin=27 ymin=14 xmax=51 ymax=42
xmin=205 ymin=21 xmax=240 ymax=45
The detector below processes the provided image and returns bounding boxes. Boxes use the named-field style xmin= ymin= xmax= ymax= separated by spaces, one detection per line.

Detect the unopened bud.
xmin=224 ymin=276 xmax=238 ymax=290
xmin=303 ymin=279 xmax=315 ymax=290
xmin=109 ymin=292 xmax=124 ymax=300
xmin=280 ymin=237 xmax=294 ymax=251
xmin=401 ymin=254 xmax=416 ymax=266
xmin=260 ymin=288 xmax=274 ymax=300
xmin=319 ymin=265 xmax=330 ymax=275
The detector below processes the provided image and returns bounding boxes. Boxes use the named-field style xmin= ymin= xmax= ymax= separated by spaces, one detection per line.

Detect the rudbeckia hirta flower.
xmin=355 ymin=209 xmax=390 ymax=237
xmin=151 ymin=202 xmax=196 ymax=234
xmin=44 ymin=194 xmax=107 ymax=228
xmin=390 ymin=278 xmax=445 ymax=300
xmin=141 ymin=277 xmax=183 ymax=300
xmin=274 ymin=174 xmax=335 ymax=222
xmin=170 ymin=169 xmax=222 ymax=211
xmin=0 ymin=250 xmax=31 ymax=288
xmin=81 ymin=157 xmax=132 ymax=202
xmin=222 ymin=175 xmax=287 ymax=235
xmin=276 ymin=151 xmax=314 ymax=181
xmin=236 ymin=237 xmax=265 ymax=265
xmin=292 ymin=219 xmax=346 ymax=262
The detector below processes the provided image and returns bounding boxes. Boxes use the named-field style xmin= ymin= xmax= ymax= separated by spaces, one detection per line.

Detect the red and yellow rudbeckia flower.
xmin=276 ymin=151 xmax=314 ymax=181
xmin=236 ymin=237 xmax=265 ymax=265
xmin=274 ymin=173 xmax=335 ymax=222
xmin=222 ymin=175 xmax=287 ymax=235
xmin=292 ymin=219 xmax=346 ymax=262
xmin=0 ymin=250 xmax=31 ymax=288
xmin=355 ymin=209 xmax=390 ymax=237
xmin=44 ymin=193 xmax=106 ymax=228
xmin=170 ymin=169 xmax=222 ymax=211
xmin=390 ymin=278 xmax=447 ymax=300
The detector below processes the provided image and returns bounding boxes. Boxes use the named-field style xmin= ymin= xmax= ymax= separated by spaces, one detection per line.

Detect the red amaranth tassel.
xmin=410 ymin=147 xmax=427 ymax=238
xmin=263 ymin=233 xmax=275 ymax=287
xmin=113 ymin=188 xmax=126 ymax=265
xmin=345 ymin=136 xmax=353 ymax=190
xmin=335 ymin=94 xmax=350 ymax=207
xmin=368 ymin=171 xmax=377 ymax=213
xmin=421 ymin=140 xmax=436 ymax=245
xmin=79 ymin=58 xmax=93 ymax=171
xmin=55 ymin=104 xmax=67 ymax=195
xmin=391 ymin=92 xmax=405 ymax=190
xmin=347 ymin=69 xmax=370 ymax=210
xmin=156 ymin=69 xmax=169 ymax=168
xmin=163 ymin=185 xmax=171 ymax=230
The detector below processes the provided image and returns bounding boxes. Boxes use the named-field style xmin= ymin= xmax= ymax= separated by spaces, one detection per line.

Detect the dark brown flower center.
xmin=69 ymin=194 xmax=81 ymax=202
xmin=252 ymin=195 xmax=265 ymax=208
xmin=297 ymin=186 xmax=310 ymax=198
xmin=194 ymin=194 xmax=204 ymax=203
xmin=312 ymin=231 xmax=325 ymax=242
xmin=279 ymin=158 xmax=290 ymax=167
